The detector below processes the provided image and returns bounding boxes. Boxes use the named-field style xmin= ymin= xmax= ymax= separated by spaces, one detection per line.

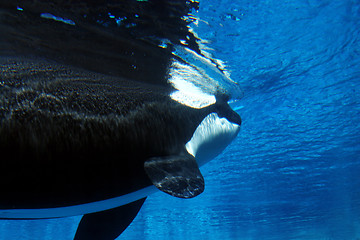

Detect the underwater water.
xmin=1 ymin=0 xmax=360 ymax=239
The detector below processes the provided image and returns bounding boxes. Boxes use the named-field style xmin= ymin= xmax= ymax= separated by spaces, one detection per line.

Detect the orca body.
xmin=0 ymin=1 xmax=242 ymax=239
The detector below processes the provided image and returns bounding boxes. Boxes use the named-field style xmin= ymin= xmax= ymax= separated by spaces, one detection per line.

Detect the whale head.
xmin=185 ymin=102 xmax=241 ymax=167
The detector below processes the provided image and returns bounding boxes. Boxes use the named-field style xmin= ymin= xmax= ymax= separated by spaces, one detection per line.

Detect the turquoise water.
xmin=1 ymin=0 xmax=360 ymax=239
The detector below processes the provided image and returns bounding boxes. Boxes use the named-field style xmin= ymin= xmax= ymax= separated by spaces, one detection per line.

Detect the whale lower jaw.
xmin=0 ymin=186 xmax=157 ymax=219
xmin=185 ymin=113 xmax=241 ymax=167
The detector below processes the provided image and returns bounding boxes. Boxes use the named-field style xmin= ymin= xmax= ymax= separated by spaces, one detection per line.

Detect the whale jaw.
xmin=185 ymin=113 xmax=241 ymax=167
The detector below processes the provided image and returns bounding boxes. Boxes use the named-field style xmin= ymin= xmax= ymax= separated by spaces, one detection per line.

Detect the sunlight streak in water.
xmin=40 ymin=13 xmax=75 ymax=26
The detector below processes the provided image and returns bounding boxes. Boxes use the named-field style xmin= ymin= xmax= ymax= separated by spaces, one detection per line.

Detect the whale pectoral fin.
xmin=144 ymin=154 xmax=204 ymax=198
xmin=73 ymin=198 xmax=146 ymax=240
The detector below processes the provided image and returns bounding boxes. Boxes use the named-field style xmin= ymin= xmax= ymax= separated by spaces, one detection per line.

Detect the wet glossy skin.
xmin=0 ymin=56 xmax=240 ymax=213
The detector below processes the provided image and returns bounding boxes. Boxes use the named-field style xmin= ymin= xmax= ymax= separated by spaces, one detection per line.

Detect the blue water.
xmin=1 ymin=0 xmax=360 ymax=239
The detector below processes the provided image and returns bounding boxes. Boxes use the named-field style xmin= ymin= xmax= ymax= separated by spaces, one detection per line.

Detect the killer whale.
xmin=0 ymin=56 xmax=241 ymax=239
xmin=0 ymin=1 xmax=242 ymax=239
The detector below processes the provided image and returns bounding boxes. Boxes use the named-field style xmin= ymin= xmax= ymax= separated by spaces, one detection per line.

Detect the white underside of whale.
xmin=0 ymin=186 xmax=157 ymax=219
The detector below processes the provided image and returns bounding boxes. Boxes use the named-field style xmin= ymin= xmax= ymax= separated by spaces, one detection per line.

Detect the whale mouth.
xmin=185 ymin=112 xmax=240 ymax=167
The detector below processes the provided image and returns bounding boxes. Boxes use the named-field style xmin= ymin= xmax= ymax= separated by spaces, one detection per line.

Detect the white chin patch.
xmin=185 ymin=113 xmax=240 ymax=167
